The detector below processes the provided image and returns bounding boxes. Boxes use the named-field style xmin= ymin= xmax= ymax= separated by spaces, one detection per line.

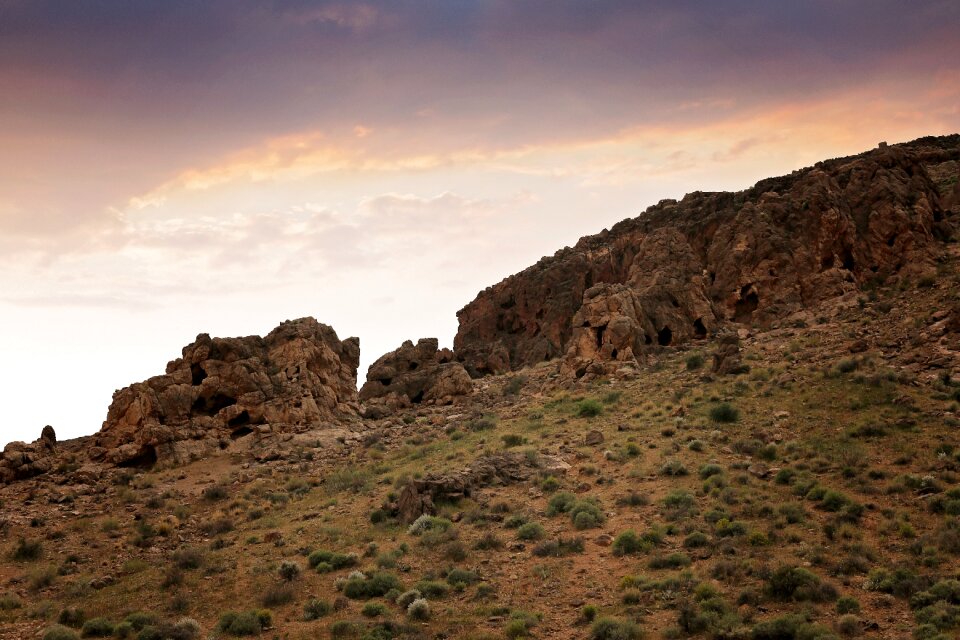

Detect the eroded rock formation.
xmin=0 ymin=426 xmax=58 ymax=484
xmin=359 ymin=338 xmax=472 ymax=417
xmin=455 ymin=136 xmax=960 ymax=376
xmin=93 ymin=318 xmax=360 ymax=467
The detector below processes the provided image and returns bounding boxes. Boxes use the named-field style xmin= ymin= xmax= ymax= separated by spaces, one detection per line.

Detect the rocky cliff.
xmin=92 ymin=317 xmax=360 ymax=466
xmin=454 ymin=135 xmax=960 ymax=376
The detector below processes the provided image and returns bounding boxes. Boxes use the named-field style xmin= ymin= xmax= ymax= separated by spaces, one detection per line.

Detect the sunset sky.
xmin=2 ymin=1 xmax=959 ymax=446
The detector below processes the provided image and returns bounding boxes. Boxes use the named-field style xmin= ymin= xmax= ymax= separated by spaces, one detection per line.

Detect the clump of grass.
xmin=576 ymin=399 xmax=604 ymax=418
xmin=216 ymin=610 xmax=272 ymax=637
xmin=517 ymin=522 xmax=545 ymax=541
xmin=686 ymin=354 xmax=705 ymax=370
xmin=342 ymin=572 xmax=402 ymax=599
xmin=11 ymin=538 xmax=43 ymax=562
xmin=709 ymin=403 xmax=739 ymax=423
xmin=303 ymin=599 xmax=332 ymax=620
xmin=407 ymin=598 xmax=431 ymax=621
xmin=590 ymin=617 xmax=644 ymax=640
xmin=532 ymin=537 xmax=585 ymax=557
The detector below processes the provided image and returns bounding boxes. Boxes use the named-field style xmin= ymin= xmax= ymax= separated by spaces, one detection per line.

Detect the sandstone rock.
xmin=712 ymin=332 xmax=748 ymax=375
xmin=584 ymin=430 xmax=605 ymax=446
xmin=392 ymin=452 xmax=542 ymax=523
xmin=454 ymin=137 xmax=958 ymax=375
xmin=94 ymin=317 xmax=360 ymax=468
xmin=0 ymin=426 xmax=58 ymax=484
xmin=360 ymin=338 xmax=472 ymax=415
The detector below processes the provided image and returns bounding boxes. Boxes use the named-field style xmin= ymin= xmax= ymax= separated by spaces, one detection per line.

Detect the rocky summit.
xmin=2 ymin=134 xmax=960 ymax=640
xmin=455 ymin=136 xmax=959 ymax=377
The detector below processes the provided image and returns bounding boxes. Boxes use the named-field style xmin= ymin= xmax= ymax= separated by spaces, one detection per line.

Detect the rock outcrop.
xmin=455 ymin=136 xmax=960 ymax=376
xmin=712 ymin=332 xmax=748 ymax=375
xmin=359 ymin=338 xmax=472 ymax=417
xmin=93 ymin=318 xmax=360 ymax=467
xmin=391 ymin=451 xmax=560 ymax=523
xmin=0 ymin=426 xmax=58 ymax=483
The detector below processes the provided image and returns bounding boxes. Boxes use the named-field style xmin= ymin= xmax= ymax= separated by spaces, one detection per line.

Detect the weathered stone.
xmin=360 ymin=338 xmax=472 ymax=415
xmin=713 ymin=332 xmax=748 ymax=375
xmin=584 ymin=430 xmax=605 ymax=446
xmin=94 ymin=317 xmax=360 ymax=468
xmin=454 ymin=137 xmax=958 ymax=375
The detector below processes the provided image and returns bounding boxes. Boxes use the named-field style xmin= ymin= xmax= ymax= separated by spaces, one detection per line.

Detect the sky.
xmin=1 ymin=1 xmax=959 ymax=447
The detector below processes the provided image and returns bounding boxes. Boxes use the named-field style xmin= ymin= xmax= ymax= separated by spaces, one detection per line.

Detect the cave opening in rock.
xmin=841 ymin=248 xmax=855 ymax=271
xmin=408 ymin=362 xmax=419 ymax=371
xmin=230 ymin=425 xmax=254 ymax=440
xmin=734 ymin=285 xmax=759 ymax=323
xmin=610 ymin=348 xmax=618 ymax=359
xmin=595 ymin=324 xmax=607 ymax=350
xmin=410 ymin=390 xmax=425 ymax=404
xmin=693 ymin=318 xmax=707 ymax=339
xmin=192 ymin=392 xmax=237 ymax=416
xmin=228 ymin=410 xmax=250 ymax=428
xmin=657 ymin=326 xmax=672 ymax=346
xmin=644 ymin=334 xmax=652 ymax=345
xmin=379 ymin=377 xmax=392 ymax=386
xmin=118 ymin=445 xmax=157 ymax=469
xmin=190 ymin=363 xmax=207 ymax=386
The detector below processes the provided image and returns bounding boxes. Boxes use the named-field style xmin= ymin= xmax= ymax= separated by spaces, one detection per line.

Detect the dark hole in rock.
xmin=595 ymin=324 xmax=607 ymax=350
xmin=933 ymin=209 xmax=943 ymax=222
xmin=657 ymin=326 xmax=672 ymax=346
xmin=708 ymin=271 xmax=716 ymax=284
xmin=228 ymin=410 xmax=250 ymax=428
xmin=821 ymin=254 xmax=834 ymax=269
xmin=410 ymin=390 xmax=425 ymax=404
xmin=669 ymin=295 xmax=680 ymax=308
xmin=693 ymin=318 xmax=707 ymax=339
xmin=408 ymin=362 xmax=419 ymax=371
xmin=379 ymin=377 xmax=392 ymax=386
xmin=230 ymin=425 xmax=254 ymax=440
xmin=734 ymin=285 xmax=759 ymax=323
xmin=610 ymin=348 xmax=618 ymax=359
xmin=644 ymin=334 xmax=652 ymax=345
xmin=870 ymin=265 xmax=879 ymax=272
xmin=584 ymin=271 xmax=593 ymax=289
xmin=118 ymin=445 xmax=157 ymax=469
xmin=500 ymin=297 xmax=516 ymax=310
xmin=190 ymin=363 xmax=207 ymax=386
xmin=575 ymin=365 xmax=587 ymax=378
xmin=887 ymin=235 xmax=897 ymax=247
xmin=192 ymin=393 xmax=237 ymax=416
xmin=841 ymin=248 xmax=855 ymax=271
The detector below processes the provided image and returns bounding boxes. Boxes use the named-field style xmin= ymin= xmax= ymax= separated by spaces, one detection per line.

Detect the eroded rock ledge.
xmin=92 ymin=317 xmax=360 ymax=467
xmin=359 ymin=338 xmax=472 ymax=418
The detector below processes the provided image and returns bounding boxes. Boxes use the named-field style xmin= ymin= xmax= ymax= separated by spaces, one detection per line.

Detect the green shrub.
xmin=590 ymin=617 xmax=644 ymax=640
xmin=612 ymin=531 xmax=642 ymax=557
xmin=303 ymin=599 xmax=332 ymax=620
xmin=546 ymin=492 xmax=577 ymax=516
xmin=361 ymin=602 xmax=387 ymax=617
xmin=278 ymin=561 xmax=300 ymax=581
xmin=576 ymin=399 xmax=604 ymax=418
xmin=767 ymin=566 xmax=836 ymax=602
xmin=407 ymin=515 xmax=453 ymax=536
xmin=517 ymin=522 xmax=545 ymax=541
xmin=396 ymin=590 xmax=421 ymax=608
xmin=216 ymin=610 xmax=271 ymax=637
xmin=648 ymin=553 xmax=691 ymax=569
xmin=750 ymin=614 xmax=837 ymax=640
xmin=502 ymin=434 xmax=526 ymax=447
xmin=709 ymin=403 xmax=739 ymax=423
xmin=699 ymin=463 xmax=724 ymax=479
xmin=11 ymin=538 xmax=42 ymax=561
xmin=42 ymin=626 xmax=80 ymax=640
xmin=80 ymin=618 xmax=114 ymax=637
xmin=343 ymin=572 xmax=402 ymax=599
xmin=201 ymin=485 xmax=227 ymax=501
xmin=660 ymin=460 xmax=689 ymax=476
xmin=686 ymin=354 xmax=705 ymax=370
xmin=532 ymin=537 xmax=585 ymax=557
xmin=836 ymin=596 xmax=861 ymax=614
xmin=308 ymin=549 xmax=358 ymax=571
xmin=683 ymin=531 xmax=710 ymax=548
xmin=415 ymin=580 xmax=449 ymax=598
xmin=570 ymin=499 xmax=605 ymax=530
xmin=446 ymin=568 xmax=479 ymax=586
xmin=407 ymin=598 xmax=431 ymax=621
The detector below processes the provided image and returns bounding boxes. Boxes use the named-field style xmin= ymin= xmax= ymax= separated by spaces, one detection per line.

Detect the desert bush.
xmin=407 ymin=598 xmax=431 ymax=621
xmin=308 ymin=549 xmax=358 ymax=572
xmin=343 ymin=572 xmax=402 ymax=599
xmin=767 ymin=566 xmax=836 ymax=602
xmin=11 ymin=537 xmax=43 ymax=561
xmin=216 ymin=610 xmax=272 ymax=637
xmin=361 ymin=602 xmax=386 ymax=617
xmin=502 ymin=434 xmax=526 ymax=447
xmin=415 ymin=580 xmax=449 ymax=598
xmin=569 ymin=498 xmax=605 ymax=530
xmin=836 ymin=596 xmax=861 ymax=614
xmin=396 ymin=590 xmax=421 ymax=609
xmin=201 ymin=485 xmax=227 ymax=501
xmin=79 ymin=618 xmax=113 ymax=637
xmin=171 ymin=548 xmax=204 ymax=571
xmin=516 ymin=522 xmax=545 ymax=541
xmin=303 ymin=599 xmax=332 ymax=620
xmin=648 ymin=552 xmax=691 ymax=569
xmin=660 ymin=460 xmax=689 ymax=476
xmin=546 ymin=492 xmax=577 ymax=516
xmin=686 ymin=354 xmax=705 ymax=370
xmin=42 ymin=626 xmax=79 ymax=640
xmin=532 ymin=537 xmax=585 ymax=557
xmin=278 ymin=561 xmax=301 ymax=581
xmin=261 ymin=585 xmax=294 ymax=607
xmin=590 ymin=617 xmax=644 ymax=640
xmin=709 ymin=403 xmax=739 ymax=423
xmin=576 ymin=399 xmax=603 ymax=418
xmin=407 ymin=515 xmax=452 ymax=536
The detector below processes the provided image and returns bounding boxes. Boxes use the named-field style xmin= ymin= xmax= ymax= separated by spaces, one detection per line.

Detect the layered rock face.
xmin=455 ymin=136 xmax=960 ymax=376
xmin=93 ymin=318 xmax=360 ymax=466
xmin=359 ymin=338 xmax=472 ymax=416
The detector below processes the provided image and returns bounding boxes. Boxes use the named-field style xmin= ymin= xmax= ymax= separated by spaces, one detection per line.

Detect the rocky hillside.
xmin=455 ymin=135 xmax=960 ymax=377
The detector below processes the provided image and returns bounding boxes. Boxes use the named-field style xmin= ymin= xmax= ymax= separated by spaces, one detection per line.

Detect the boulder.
xmin=712 ymin=332 xmax=748 ymax=375
xmin=0 ymin=426 xmax=58 ymax=484
xmin=94 ymin=317 xmax=360 ymax=467
xmin=360 ymin=338 xmax=472 ymax=415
